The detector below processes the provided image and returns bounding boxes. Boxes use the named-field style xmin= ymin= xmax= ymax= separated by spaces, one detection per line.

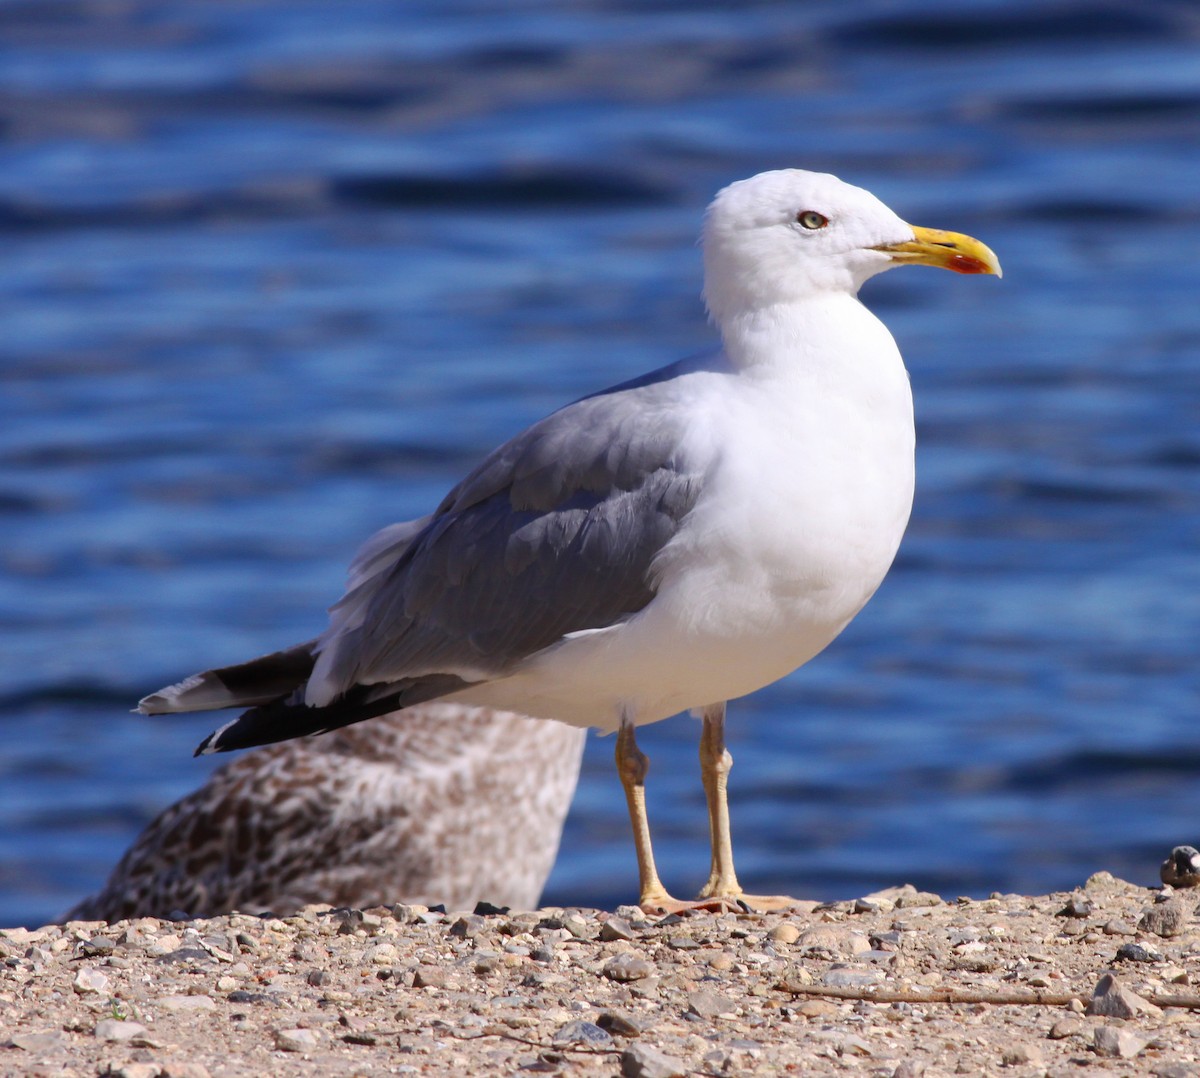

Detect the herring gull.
xmin=140 ymin=169 xmax=1000 ymax=912
xmin=67 ymin=705 xmax=584 ymax=920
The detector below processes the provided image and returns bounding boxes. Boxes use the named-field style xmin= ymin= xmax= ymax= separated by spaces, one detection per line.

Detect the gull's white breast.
xmin=455 ymin=296 xmax=916 ymax=732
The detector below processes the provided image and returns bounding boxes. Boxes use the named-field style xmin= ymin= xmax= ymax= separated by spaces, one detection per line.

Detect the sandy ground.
xmin=3 ymin=873 xmax=1199 ymax=1077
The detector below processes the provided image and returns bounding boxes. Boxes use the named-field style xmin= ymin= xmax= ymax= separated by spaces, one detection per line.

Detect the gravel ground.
xmin=3 ymin=873 xmax=1200 ymax=1077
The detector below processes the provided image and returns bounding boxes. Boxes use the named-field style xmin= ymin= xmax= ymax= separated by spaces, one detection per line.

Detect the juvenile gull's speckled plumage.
xmin=67 ymin=705 xmax=583 ymax=921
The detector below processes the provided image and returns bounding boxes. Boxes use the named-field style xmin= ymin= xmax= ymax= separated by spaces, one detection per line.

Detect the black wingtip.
xmin=194 ymin=732 xmax=217 ymax=757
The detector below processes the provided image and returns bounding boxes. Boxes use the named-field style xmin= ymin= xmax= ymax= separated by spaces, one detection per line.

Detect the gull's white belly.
xmin=454 ymin=341 xmax=916 ymax=733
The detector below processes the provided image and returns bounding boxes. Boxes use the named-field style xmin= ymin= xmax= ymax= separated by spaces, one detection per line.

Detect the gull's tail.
xmin=140 ymin=645 xmax=474 ymax=757
xmin=137 ymin=641 xmax=320 ymax=715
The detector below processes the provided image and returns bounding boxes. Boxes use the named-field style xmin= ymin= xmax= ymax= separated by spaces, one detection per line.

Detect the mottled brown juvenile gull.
xmin=67 ymin=704 xmax=583 ymax=921
xmin=140 ymin=169 xmax=999 ymax=912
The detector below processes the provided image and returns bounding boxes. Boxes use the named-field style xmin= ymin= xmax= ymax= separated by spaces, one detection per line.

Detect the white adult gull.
xmin=139 ymin=169 xmax=1000 ymax=913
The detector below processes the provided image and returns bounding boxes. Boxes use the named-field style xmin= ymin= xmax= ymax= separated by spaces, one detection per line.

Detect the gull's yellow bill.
xmin=876 ymin=226 xmax=1002 ymax=277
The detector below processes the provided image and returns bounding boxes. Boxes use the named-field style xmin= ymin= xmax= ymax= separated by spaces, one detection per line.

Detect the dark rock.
xmin=154 ymin=947 xmax=212 ymax=965
xmin=226 ymin=990 xmax=276 ymax=1004
xmin=473 ymin=901 xmax=510 ymax=916
xmin=1115 ymin=942 xmax=1163 ymax=963
xmin=552 ymin=1020 xmax=613 ymax=1047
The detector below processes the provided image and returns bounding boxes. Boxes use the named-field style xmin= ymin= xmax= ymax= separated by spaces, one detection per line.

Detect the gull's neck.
xmin=716 ymin=292 xmax=889 ymax=378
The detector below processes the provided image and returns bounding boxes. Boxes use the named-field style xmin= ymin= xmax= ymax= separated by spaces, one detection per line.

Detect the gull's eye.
xmin=796 ymin=210 xmax=829 ymax=230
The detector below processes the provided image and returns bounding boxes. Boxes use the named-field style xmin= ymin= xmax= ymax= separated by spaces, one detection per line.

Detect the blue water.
xmin=2 ymin=0 xmax=1200 ymax=928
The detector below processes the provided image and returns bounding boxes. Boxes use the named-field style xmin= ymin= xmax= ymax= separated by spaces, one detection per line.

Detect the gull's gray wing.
xmin=308 ymin=362 xmax=707 ymax=703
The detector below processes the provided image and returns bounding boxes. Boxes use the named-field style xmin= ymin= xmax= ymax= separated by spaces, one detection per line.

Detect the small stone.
xmin=552 ymin=1019 xmax=614 ymax=1047
xmin=276 ymin=1027 xmax=321 ymax=1052
xmin=1102 ymin=919 xmax=1137 ymax=936
xmin=1058 ymin=896 xmax=1093 ymax=918
xmin=599 ymin=917 xmax=635 ymax=943
xmin=367 ymin=942 xmax=398 ymax=965
xmin=596 ymin=1010 xmax=642 ymax=1037
xmin=795 ymin=998 xmax=836 ymax=1018
xmin=708 ymin=952 xmax=735 ymax=971
xmin=94 ymin=1018 xmax=149 ymax=1042
xmin=1094 ymin=1024 xmax=1147 ymax=1059
xmin=1001 ymin=1043 xmax=1043 ymax=1067
xmin=448 ymin=914 xmax=485 ymax=939
xmin=769 ymin=922 xmax=801 ymax=944
xmin=799 ymin=926 xmax=846 ymax=953
xmin=840 ymin=1034 xmax=873 ymax=1056
xmin=73 ymin=966 xmax=109 ymax=994
xmin=155 ymin=946 xmax=211 ymax=965
xmin=894 ymin=890 xmax=942 ymax=908
xmin=563 ymin=913 xmax=597 ymax=939
xmin=687 ymin=990 xmax=735 ymax=1019
xmin=473 ymin=951 xmax=501 ymax=975
xmin=158 ymin=994 xmax=217 ymax=1012
xmin=332 ymin=908 xmax=364 ymax=934
xmin=615 ymin=904 xmax=650 ymax=924
xmin=1116 ymin=941 xmax=1163 ymax=963
xmin=1086 ymin=973 xmax=1162 ymax=1019
xmin=412 ymin=965 xmax=447 ymax=988
xmin=80 ymin=936 xmax=116 ymax=957
xmin=621 ymin=1042 xmax=687 ymax=1078
xmin=892 ymin=1063 xmax=925 ymax=1078
xmin=1085 ymin=870 xmax=1132 ymax=892
xmin=306 ymin=969 xmax=330 ymax=986
xmin=1048 ymin=1016 xmax=1084 ymax=1039
xmin=391 ymin=903 xmax=425 ymax=923
xmin=227 ymin=990 xmax=274 ymax=1004
xmin=9 ymin=1031 xmax=65 ymax=1052
xmin=215 ymin=975 xmax=238 ymax=992
xmin=604 ymin=954 xmax=654 ymax=982
xmin=234 ymin=932 xmax=260 ymax=952
xmin=1140 ymin=897 xmax=1192 ymax=938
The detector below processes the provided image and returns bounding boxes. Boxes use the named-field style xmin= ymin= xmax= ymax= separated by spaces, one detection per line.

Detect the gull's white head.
xmin=702 ymin=169 xmax=1000 ymax=326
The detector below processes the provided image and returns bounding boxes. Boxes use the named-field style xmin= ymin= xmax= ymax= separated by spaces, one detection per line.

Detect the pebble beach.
xmin=3 ymin=874 xmax=1200 ymax=1077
